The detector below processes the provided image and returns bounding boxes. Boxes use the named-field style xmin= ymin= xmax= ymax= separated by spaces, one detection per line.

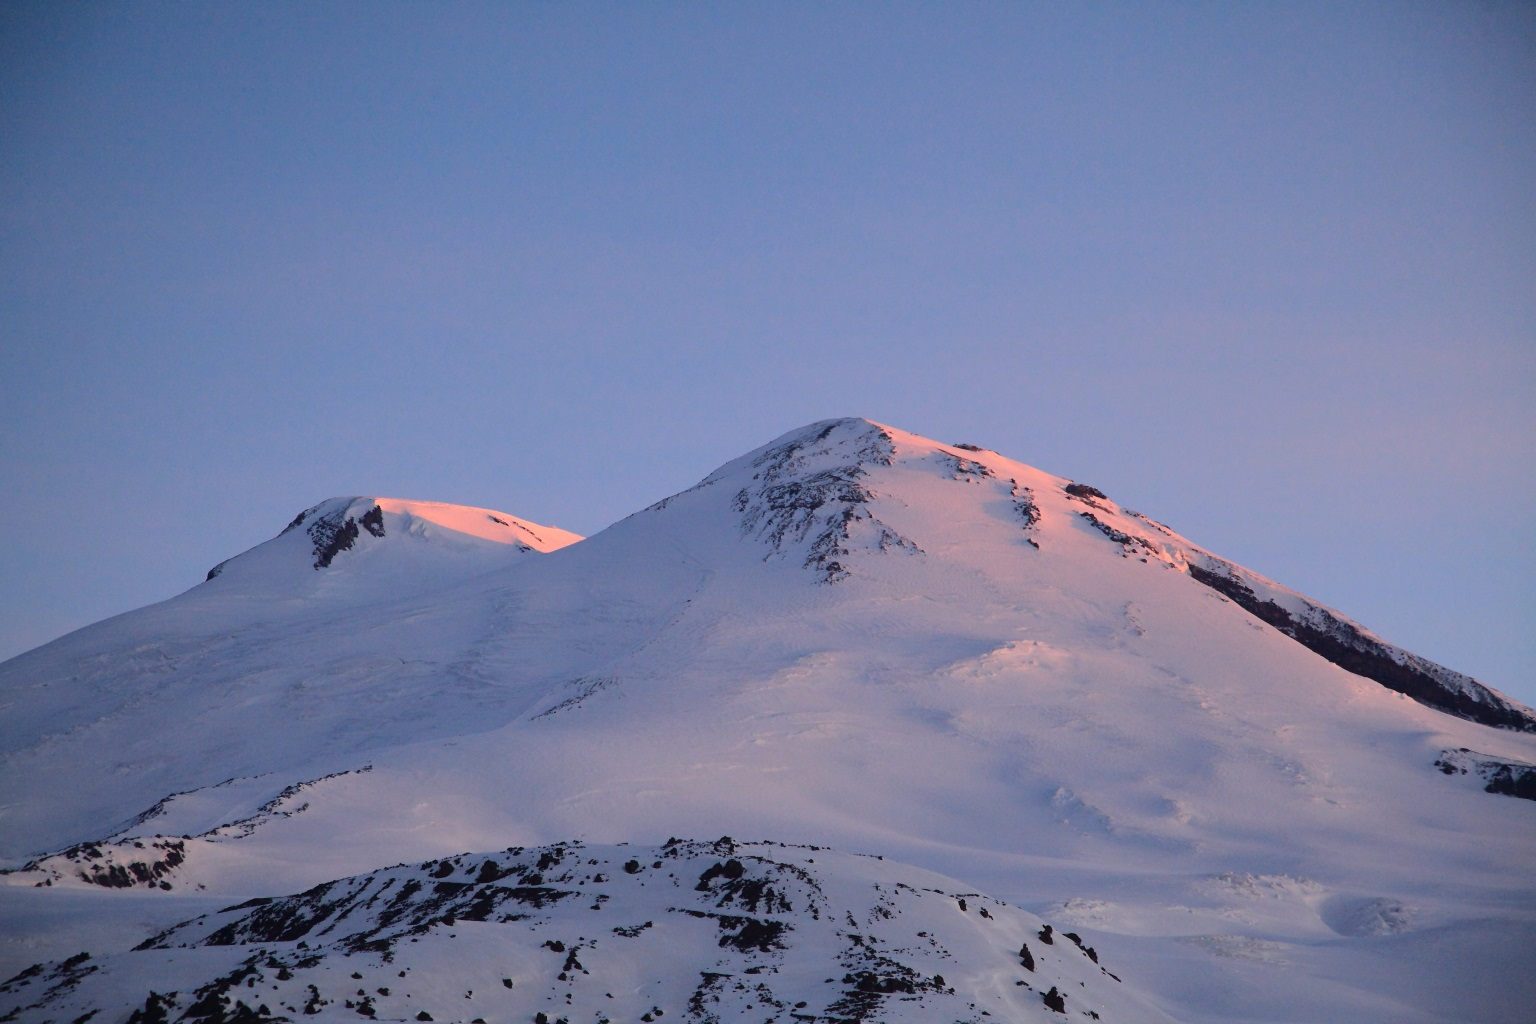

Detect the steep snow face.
xmin=2 ymin=418 xmax=1534 ymax=1024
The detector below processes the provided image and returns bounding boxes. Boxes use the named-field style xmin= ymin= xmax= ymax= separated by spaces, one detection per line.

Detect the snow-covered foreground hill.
xmin=1 ymin=838 xmax=1173 ymax=1024
xmin=2 ymin=418 xmax=1533 ymax=1023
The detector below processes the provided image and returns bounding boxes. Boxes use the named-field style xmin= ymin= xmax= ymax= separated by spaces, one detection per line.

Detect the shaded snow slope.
xmin=1 ymin=418 xmax=1533 ymax=1024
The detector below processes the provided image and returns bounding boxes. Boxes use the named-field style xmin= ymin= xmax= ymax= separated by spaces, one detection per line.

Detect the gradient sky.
xmin=2 ymin=2 xmax=1533 ymax=705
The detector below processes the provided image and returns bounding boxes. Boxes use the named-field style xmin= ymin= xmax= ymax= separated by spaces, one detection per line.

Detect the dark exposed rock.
xmin=827 ymin=952 xmax=945 ymax=1022
xmin=1010 ymin=480 xmax=1041 ymax=534
xmin=1485 ymin=764 xmax=1536 ymax=799
xmin=308 ymin=503 xmax=385 ymax=570
xmin=1063 ymin=931 xmax=1099 ymax=962
xmin=1435 ymin=748 xmax=1536 ymax=801
xmin=475 ymin=861 xmax=509 ymax=884
xmin=1064 ymin=483 xmax=1108 ymax=501
xmin=311 ymin=521 xmax=354 ymax=568
xmin=6 ymin=838 xmax=187 ymax=891
xmin=716 ymin=916 xmax=788 ymax=953
xmin=1042 ymin=985 xmax=1067 ymax=1013
xmin=695 ymin=859 xmax=745 ymax=890
xmin=359 ymin=506 xmax=385 ymax=538
xmin=1077 ymin=512 xmax=1157 ymax=555
xmin=612 ymin=921 xmax=652 ymax=937
xmin=730 ymin=421 xmax=918 ymax=583
xmin=124 ymin=991 xmax=171 ymax=1024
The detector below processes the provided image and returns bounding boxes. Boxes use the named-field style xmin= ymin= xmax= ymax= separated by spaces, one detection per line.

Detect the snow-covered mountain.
xmin=204 ymin=496 xmax=582 ymax=590
xmin=2 ymin=418 xmax=1533 ymax=1024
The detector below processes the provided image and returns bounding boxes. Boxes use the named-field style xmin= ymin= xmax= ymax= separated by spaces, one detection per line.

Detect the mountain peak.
xmin=202 ymin=496 xmax=582 ymax=590
xmin=639 ymin=418 xmax=1534 ymax=732
xmin=693 ymin=418 xmax=904 ymax=582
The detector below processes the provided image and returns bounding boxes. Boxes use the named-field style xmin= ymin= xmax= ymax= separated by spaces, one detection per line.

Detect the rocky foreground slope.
xmin=1 ymin=839 xmax=1174 ymax=1024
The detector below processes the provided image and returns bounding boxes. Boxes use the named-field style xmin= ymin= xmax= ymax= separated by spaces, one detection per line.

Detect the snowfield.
xmin=2 ymin=418 xmax=1533 ymax=1023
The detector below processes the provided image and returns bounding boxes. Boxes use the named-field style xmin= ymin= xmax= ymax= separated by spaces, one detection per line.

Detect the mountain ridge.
xmin=674 ymin=417 xmax=1530 ymax=730
xmin=205 ymin=496 xmax=582 ymax=584
xmin=2 ymin=416 xmax=1533 ymax=1024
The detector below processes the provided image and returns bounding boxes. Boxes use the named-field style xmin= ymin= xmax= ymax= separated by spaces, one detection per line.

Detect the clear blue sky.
xmin=3 ymin=2 xmax=1532 ymax=704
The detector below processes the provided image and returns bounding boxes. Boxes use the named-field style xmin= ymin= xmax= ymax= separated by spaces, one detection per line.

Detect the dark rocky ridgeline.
xmin=1065 ymin=481 xmax=1164 ymax=561
xmin=279 ymin=507 xmax=315 ymax=535
xmin=1434 ymin=748 xmax=1536 ymax=801
xmin=1 ymin=838 xmax=1148 ymax=1024
xmin=1077 ymin=510 xmax=1160 ymax=558
xmin=1185 ymin=558 xmax=1536 ymax=733
xmin=1060 ymin=481 xmax=1158 ymax=559
xmin=1051 ymin=475 xmax=1533 ymax=734
xmin=731 ymin=420 xmax=920 ymax=583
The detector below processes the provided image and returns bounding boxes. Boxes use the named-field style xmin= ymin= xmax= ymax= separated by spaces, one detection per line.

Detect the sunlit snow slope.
xmin=2 ymin=419 xmax=1533 ymax=1024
